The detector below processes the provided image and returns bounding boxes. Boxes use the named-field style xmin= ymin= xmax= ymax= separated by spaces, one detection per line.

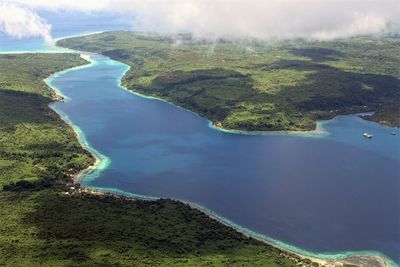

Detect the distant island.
xmin=58 ymin=31 xmax=400 ymax=132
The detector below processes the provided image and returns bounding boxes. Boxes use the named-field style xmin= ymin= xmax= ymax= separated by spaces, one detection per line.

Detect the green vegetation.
xmin=58 ymin=32 xmax=400 ymax=131
xmin=0 ymin=54 xmax=93 ymax=188
xmin=0 ymin=54 xmax=319 ymax=266
xmin=0 ymin=53 xmax=86 ymax=98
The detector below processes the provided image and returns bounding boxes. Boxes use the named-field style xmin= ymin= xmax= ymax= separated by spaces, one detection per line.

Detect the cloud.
xmin=12 ymin=0 xmax=111 ymax=12
xmin=3 ymin=0 xmax=400 ymax=41
xmin=120 ymin=0 xmax=400 ymax=40
xmin=0 ymin=2 xmax=51 ymax=41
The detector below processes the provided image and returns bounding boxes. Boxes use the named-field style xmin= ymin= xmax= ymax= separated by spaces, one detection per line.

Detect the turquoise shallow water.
xmin=47 ymin=54 xmax=400 ymax=264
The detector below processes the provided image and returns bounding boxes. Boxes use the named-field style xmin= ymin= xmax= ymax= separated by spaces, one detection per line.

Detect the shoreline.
xmin=62 ymin=182 xmax=397 ymax=267
xmin=42 ymin=51 xmax=397 ymax=267
xmin=55 ymin=34 xmax=398 ymax=136
xmin=208 ymin=119 xmax=329 ymax=137
xmin=44 ymin=54 xmax=112 ymax=186
xmin=117 ymin=72 xmax=331 ymax=138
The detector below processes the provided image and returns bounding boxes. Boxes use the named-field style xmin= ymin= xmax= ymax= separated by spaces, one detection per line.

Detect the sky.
xmin=0 ymin=0 xmax=399 ymax=41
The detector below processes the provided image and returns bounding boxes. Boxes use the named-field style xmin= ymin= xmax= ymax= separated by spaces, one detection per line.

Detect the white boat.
xmin=363 ymin=133 xmax=373 ymax=139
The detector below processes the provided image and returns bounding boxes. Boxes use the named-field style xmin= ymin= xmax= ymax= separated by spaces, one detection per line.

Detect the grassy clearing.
xmin=58 ymin=32 xmax=400 ymax=130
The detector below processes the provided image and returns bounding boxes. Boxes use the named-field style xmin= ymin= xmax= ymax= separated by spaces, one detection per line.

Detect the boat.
xmin=363 ymin=133 xmax=373 ymax=139
xmin=390 ymin=131 xmax=396 ymax=136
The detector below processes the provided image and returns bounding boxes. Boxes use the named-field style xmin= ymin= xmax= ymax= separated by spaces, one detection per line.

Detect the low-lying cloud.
xmin=3 ymin=0 xmax=400 ymax=41
xmin=121 ymin=0 xmax=400 ymax=40
xmin=0 ymin=2 xmax=51 ymax=41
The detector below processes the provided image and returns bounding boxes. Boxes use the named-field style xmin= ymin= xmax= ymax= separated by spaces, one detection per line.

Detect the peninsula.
xmin=58 ymin=31 xmax=400 ymax=132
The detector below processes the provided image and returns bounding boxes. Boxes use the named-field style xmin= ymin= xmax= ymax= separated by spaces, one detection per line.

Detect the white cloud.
xmin=124 ymin=0 xmax=399 ymax=40
xmin=310 ymin=13 xmax=391 ymax=40
xmin=0 ymin=1 xmax=51 ymax=41
xmin=12 ymin=0 xmax=111 ymax=11
xmin=2 ymin=0 xmax=400 ymax=41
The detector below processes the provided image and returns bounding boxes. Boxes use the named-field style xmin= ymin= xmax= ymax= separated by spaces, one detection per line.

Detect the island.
xmin=1 ymin=51 xmax=393 ymax=266
xmin=57 ymin=31 xmax=400 ymax=132
xmin=0 ymin=53 xmax=332 ymax=267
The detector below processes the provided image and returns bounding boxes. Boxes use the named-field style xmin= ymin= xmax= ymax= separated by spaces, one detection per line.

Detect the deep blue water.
xmin=2 ymin=12 xmax=400 ymax=264
xmin=48 ymin=55 xmax=400 ymax=262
